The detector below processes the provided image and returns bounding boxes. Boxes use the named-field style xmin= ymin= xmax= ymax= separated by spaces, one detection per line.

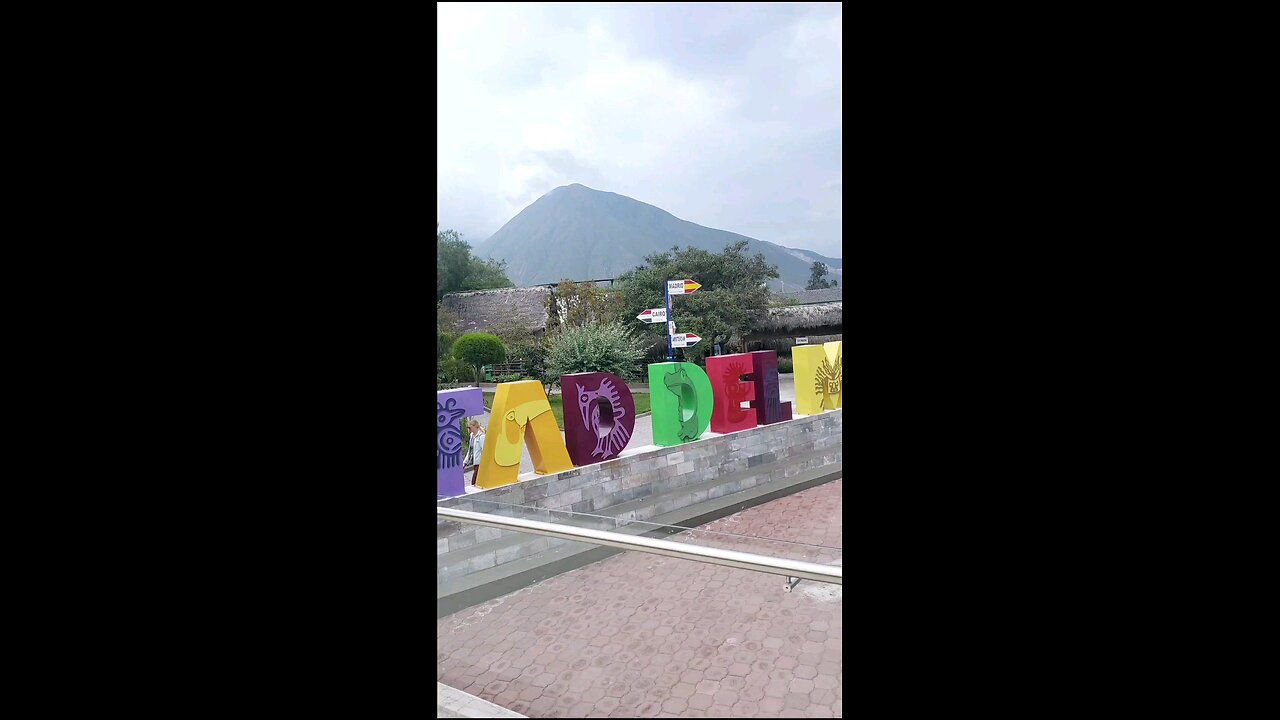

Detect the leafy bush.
xmin=487 ymin=316 xmax=550 ymax=389
xmin=494 ymin=373 xmax=525 ymax=384
xmin=452 ymin=333 xmax=506 ymax=383
xmin=777 ymin=357 xmax=794 ymax=374
xmin=544 ymin=322 xmax=647 ymax=382
xmin=437 ymin=328 xmax=458 ymax=360
xmin=437 ymin=356 xmax=471 ymax=383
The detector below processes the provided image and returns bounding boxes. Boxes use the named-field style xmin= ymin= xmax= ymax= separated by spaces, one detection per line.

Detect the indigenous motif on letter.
xmin=578 ymin=377 xmax=631 ymax=459
xmin=816 ymin=357 xmax=841 ymax=398
xmin=436 ymin=398 xmax=466 ymax=469
xmin=723 ymin=361 xmax=750 ymax=424
xmin=664 ymin=366 xmax=699 ymax=441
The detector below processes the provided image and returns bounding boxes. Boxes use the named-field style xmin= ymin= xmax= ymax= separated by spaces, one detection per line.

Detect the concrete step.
xmin=593 ymin=442 xmax=836 ymax=523
xmin=436 ymin=442 xmax=838 ymax=581
xmin=437 ymin=461 xmax=841 ymax=618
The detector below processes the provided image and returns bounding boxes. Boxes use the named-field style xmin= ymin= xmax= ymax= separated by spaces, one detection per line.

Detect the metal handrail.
xmin=437 ymin=507 xmax=842 ymax=585
xmin=460 ymin=496 xmax=842 ymax=551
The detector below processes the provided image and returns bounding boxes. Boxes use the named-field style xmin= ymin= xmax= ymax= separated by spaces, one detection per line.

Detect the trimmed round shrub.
xmin=452 ymin=333 xmax=506 ymax=382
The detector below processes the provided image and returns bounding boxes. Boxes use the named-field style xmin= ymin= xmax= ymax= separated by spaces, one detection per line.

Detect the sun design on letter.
xmin=815 ymin=358 xmax=841 ymax=398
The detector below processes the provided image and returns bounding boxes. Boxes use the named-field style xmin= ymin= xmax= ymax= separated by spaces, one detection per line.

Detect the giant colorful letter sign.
xmin=648 ymin=362 xmax=713 ymax=446
xmin=707 ymin=353 xmax=757 ymax=433
xmin=748 ymin=351 xmax=786 ymax=425
xmin=477 ymin=380 xmax=574 ymax=489
xmin=793 ymin=341 xmax=842 ymax=415
xmin=561 ymin=372 xmax=636 ymax=466
xmin=436 ymin=387 xmax=484 ymax=497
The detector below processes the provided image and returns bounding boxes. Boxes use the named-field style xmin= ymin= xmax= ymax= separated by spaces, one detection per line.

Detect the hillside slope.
xmin=473 ymin=184 xmax=840 ymax=289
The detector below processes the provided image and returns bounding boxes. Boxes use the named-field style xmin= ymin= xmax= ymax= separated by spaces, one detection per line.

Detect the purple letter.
xmin=749 ymin=351 xmax=785 ymax=425
xmin=561 ymin=372 xmax=636 ymax=467
xmin=437 ymin=387 xmax=485 ymax=497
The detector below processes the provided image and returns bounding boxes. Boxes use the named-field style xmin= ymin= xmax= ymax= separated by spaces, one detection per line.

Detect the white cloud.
xmin=437 ymin=2 xmax=842 ymax=257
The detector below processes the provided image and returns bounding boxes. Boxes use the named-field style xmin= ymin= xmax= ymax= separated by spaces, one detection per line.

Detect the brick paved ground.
xmin=437 ymin=479 xmax=842 ymax=718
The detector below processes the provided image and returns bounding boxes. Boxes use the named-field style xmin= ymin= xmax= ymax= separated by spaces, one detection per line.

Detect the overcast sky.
xmin=437 ymin=2 xmax=842 ymax=258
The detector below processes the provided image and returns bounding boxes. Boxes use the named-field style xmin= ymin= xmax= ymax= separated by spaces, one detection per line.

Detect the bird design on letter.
xmin=436 ymin=398 xmax=466 ymax=469
xmin=578 ymin=377 xmax=631 ymax=459
xmin=493 ymin=399 xmax=552 ymax=467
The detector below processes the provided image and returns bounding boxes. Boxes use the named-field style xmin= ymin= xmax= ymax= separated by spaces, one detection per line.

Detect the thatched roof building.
xmin=440 ymin=287 xmax=553 ymax=337
xmin=751 ymin=302 xmax=843 ymax=337
xmin=745 ymin=289 xmax=843 ymax=351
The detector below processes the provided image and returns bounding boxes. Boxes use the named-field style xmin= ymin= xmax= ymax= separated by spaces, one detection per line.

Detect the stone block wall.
xmin=436 ymin=409 xmax=842 ymax=582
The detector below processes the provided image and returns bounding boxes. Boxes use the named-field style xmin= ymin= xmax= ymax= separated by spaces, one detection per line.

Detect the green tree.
xmin=615 ymin=241 xmax=778 ymax=365
xmin=806 ymin=261 xmax=834 ymax=290
xmin=544 ymin=322 xmax=648 ymax=383
xmin=463 ymin=257 xmax=515 ymax=293
xmin=489 ymin=314 xmax=551 ymax=392
xmin=452 ymin=333 xmax=506 ymax=383
xmin=545 ymin=279 xmax=625 ymax=331
xmin=437 ymin=226 xmax=515 ymax=302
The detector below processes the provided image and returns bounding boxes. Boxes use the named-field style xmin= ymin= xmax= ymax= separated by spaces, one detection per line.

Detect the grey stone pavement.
xmin=465 ymin=375 xmax=797 ymax=487
xmin=437 ymin=479 xmax=843 ymax=718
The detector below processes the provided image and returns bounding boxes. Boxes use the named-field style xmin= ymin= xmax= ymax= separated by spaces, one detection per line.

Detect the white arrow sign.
xmin=636 ymin=307 xmax=668 ymax=323
xmin=667 ymin=279 xmax=702 ymax=295
xmin=671 ymin=332 xmax=701 ymax=348
xmin=668 ymin=321 xmax=676 ymax=336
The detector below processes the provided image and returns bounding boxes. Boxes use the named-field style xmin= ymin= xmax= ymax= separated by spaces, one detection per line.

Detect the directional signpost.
xmin=636 ymin=308 xmax=668 ymax=323
xmin=667 ymin=279 xmax=702 ymax=296
xmin=661 ymin=279 xmax=702 ymax=360
xmin=670 ymin=332 xmax=701 ymax=348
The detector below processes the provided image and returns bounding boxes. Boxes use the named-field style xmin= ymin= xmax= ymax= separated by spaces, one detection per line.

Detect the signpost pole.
xmin=664 ymin=279 xmax=673 ymax=361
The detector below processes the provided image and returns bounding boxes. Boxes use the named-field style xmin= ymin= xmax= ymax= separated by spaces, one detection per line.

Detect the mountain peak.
xmin=475 ymin=187 xmax=840 ymax=288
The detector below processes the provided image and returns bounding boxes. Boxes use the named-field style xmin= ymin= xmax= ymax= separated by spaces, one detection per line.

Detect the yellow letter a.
xmin=477 ymin=380 xmax=574 ymax=489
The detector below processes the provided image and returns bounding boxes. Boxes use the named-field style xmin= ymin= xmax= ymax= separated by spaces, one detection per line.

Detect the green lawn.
xmin=482 ymin=391 xmax=651 ymax=430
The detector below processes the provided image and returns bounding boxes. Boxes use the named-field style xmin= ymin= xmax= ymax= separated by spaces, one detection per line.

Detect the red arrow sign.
xmin=671 ymin=333 xmax=701 ymax=348
xmin=636 ymin=307 xmax=668 ymax=323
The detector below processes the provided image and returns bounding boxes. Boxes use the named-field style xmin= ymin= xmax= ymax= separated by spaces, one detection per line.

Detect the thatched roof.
xmin=773 ymin=288 xmax=842 ymax=305
xmin=441 ymin=287 xmax=552 ymax=335
xmin=749 ymin=301 xmax=843 ymax=336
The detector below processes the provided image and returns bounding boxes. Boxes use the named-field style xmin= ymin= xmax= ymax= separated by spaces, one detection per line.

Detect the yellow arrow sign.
xmin=683 ymin=280 xmax=701 ymax=294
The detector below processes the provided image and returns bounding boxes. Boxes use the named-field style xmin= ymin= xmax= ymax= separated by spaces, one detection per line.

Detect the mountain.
xmin=472 ymin=184 xmax=841 ymax=290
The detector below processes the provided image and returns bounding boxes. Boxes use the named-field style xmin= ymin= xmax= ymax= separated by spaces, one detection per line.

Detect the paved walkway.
xmin=439 ymin=682 xmax=527 ymax=717
xmin=465 ymin=376 xmax=797 ymax=486
xmin=438 ymin=478 xmax=842 ymax=718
